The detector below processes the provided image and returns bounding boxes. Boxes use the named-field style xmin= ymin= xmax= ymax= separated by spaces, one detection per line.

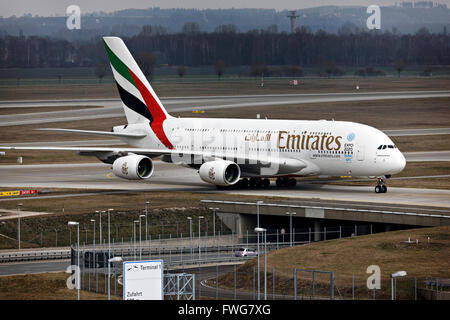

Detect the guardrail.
xmin=0 ymin=241 xmax=305 ymax=264
xmin=0 ymin=249 xmax=70 ymax=263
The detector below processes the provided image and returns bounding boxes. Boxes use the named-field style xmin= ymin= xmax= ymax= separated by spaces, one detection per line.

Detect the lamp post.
xmin=255 ymin=227 xmax=267 ymax=300
xmin=133 ymin=220 xmax=139 ymax=260
xmin=391 ymin=271 xmax=407 ymax=300
xmin=68 ymin=221 xmax=80 ymax=300
xmin=139 ymin=214 xmax=145 ymax=260
xmin=209 ymin=207 xmax=219 ymax=241
xmin=255 ymin=201 xmax=263 ymax=299
xmin=96 ymin=210 xmax=105 ymax=247
xmin=107 ymin=209 xmax=114 ymax=300
xmin=17 ymin=203 xmax=22 ymax=250
xmin=286 ymin=212 xmax=296 ymax=247
xmin=187 ymin=217 xmax=192 ymax=260
xmin=145 ymin=201 xmax=149 ymax=241
xmin=108 ymin=257 xmax=123 ymax=298
xmin=90 ymin=219 xmax=96 ymax=292
xmin=198 ymin=216 xmax=204 ymax=260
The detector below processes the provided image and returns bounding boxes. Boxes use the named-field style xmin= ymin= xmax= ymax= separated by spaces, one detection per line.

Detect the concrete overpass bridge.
xmin=201 ymin=199 xmax=450 ymax=242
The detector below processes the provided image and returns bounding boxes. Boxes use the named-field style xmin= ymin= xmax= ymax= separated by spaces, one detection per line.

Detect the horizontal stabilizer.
xmin=36 ymin=128 xmax=146 ymax=139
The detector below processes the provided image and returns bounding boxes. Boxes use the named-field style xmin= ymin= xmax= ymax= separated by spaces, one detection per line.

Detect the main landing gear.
xmin=216 ymin=177 xmax=297 ymax=190
xmin=374 ymin=177 xmax=387 ymax=193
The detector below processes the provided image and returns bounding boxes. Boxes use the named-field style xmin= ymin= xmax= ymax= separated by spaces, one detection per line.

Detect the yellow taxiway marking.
xmin=106 ymin=172 xmax=114 ymax=179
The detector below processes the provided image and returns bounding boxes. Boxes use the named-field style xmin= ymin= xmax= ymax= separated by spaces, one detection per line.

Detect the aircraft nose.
xmin=395 ymin=152 xmax=406 ymax=173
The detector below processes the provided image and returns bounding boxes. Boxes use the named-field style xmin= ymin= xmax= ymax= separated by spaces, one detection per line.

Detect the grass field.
xmin=175 ymin=97 xmax=450 ymax=130
xmin=0 ymin=191 xmax=280 ymax=249
xmin=0 ymin=272 xmax=117 ymax=300
xmin=0 ymin=76 xmax=449 ymax=101
xmin=0 ymin=105 xmax=102 ymax=116
xmin=215 ymin=225 xmax=450 ymax=300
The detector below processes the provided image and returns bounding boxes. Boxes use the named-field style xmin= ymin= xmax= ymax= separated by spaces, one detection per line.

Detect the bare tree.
xmin=215 ymin=60 xmax=225 ymax=79
xmin=395 ymin=59 xmax=405 ymax=77
xmin=135 ymin=52 xmax=157 ymax=80
xmin=94 ymin=62 xmax=108 ymax=83
xmin=177 ymin=65 xmax=186 ymax=79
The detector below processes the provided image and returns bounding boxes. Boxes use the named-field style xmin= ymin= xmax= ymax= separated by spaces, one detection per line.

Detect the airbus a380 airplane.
xmin=0 ymin=37 xmax=406 ymax=193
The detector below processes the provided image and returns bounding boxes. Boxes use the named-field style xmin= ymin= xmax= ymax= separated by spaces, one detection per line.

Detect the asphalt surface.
xmin=0 ymin=161 xmax=449 ymax=208
xmin=1 ymin=90 xmax=450 ymax=126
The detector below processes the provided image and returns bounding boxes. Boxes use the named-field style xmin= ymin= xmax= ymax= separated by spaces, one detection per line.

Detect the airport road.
xmin=1 ymin=90 xmax=450 ymax=126
xmin=0 ymin=160 xmax=449 ymax=208
xmin=0 ymin=260 xmax=70 ymax=276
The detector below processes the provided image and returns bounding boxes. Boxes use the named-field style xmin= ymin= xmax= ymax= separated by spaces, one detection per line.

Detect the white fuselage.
xmin=115 ymin=117 xmax=406 ymax=178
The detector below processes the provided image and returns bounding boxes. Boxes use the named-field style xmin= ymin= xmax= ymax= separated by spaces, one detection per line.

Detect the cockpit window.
xmin=378 ymin=144 xmax=397 ymax=150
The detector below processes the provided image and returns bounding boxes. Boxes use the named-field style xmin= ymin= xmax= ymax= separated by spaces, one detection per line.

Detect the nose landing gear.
xmin=375 ymin=177 xmax=387 ymax=193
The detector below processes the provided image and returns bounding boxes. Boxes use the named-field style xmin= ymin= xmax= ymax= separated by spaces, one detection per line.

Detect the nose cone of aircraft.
xmin=393 ymin=151 xmax=406 ymax=174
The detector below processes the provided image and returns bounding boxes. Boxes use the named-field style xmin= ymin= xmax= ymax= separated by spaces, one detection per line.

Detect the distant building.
xmin=287 ymin=10 xmax=299 ymax=34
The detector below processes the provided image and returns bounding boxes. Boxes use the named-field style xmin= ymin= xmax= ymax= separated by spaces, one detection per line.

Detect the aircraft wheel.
xmin=241 ymin=178 xmax=249 ymax=188
xmin=249 ymin=177 xmax=257 ymax=188
xmin=263 ymin=178 xmax=270 ymax=188
xmin=382 ymin=185 xmax=387 ymax=193
xmin=256 ymin=178 xmax=263 ymax=188
xmin=276 ymin=178 xmax=283 ymax=187
xmin=375 ymin=186 xmax=382 ymax=193
xmin=288 ymin=178 xmax=297 ymax=187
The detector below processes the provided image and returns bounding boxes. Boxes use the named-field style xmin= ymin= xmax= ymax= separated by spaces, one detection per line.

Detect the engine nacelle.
xmin=112 ymin=155 xmax=153 ymax=180
xmin=199 ymin=160 xmax=241 ymax=186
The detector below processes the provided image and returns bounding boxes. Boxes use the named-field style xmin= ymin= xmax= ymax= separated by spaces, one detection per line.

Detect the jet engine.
xmin=199 ymin=160 xmax=241 ymax=186
xmin=112 ymin=155 xmax=153 ymax=180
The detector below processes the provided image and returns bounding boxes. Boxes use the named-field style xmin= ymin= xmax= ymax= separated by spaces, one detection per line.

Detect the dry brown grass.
xmin=1 ymin=77 xmax=449 ymax=101
xmin=0 ymin=272 xmax=118 ymax=300
xmin=0 ymin=116 xmax=126 ymax=144
xmin=175 ymin=97 xmax=450 ymax=130
xmin=219 ymin=225 xmax=450 ymax=299
xmin=328 ymin=162 xmax=450 ymax=189
xmin=392 ymin=135 xmax=450 ymax=152
xmin=0 ymin=105 xmax=102 ymax=116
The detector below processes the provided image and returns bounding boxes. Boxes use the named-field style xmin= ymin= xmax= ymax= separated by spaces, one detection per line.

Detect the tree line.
xmin=0 ymin=25 xmax=448 ymax=75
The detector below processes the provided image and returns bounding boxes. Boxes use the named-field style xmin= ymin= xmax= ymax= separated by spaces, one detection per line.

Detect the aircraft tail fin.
xmin=103 ymin=36 xmax=173 ymax=149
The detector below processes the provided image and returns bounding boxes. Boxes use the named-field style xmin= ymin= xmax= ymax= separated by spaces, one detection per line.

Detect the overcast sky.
xmin=3 ymin=0 xmax=448 ymax=18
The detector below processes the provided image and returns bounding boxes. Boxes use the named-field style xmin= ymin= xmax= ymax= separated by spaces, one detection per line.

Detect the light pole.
xmin=286 ymin=212 xmax=296 ymax=247
xmin=97 ymin=210 xmax=105 ymax=247
xmin=145 ymin=201 xmax=149 ymax=241
xmin=256 ymin=201 xmax=263 ymax=228
xmin=187 ymin=217 xmax=192 ymax=260
xmin=139 ymin=214 xmax=145 ymax=260
xmin=255 ymin=201 xmax=263 ymax=299
xmin=133 ymin=220 xmax=139 ymax=260
xmin=391 ymin=271 xmax=407 ymax=300
xmin=107 ymin=208 xmax=114 ymax=300
xmin=17 ymin=203 xmax=22 ymax=250
xmin=68 ymin=221 xmax=80 ymax=300
xmin=255 ymin=227 xmax=267 ymax=300
xmin=90 ymin=219 xmax=96 ymax=292
xmin=198 ymin=216 xmax=204 ymax=260
xmin=108 ymin=257 xmax=123 ymax=298
xmin=209 ymin=207 xmax=219 ymax=241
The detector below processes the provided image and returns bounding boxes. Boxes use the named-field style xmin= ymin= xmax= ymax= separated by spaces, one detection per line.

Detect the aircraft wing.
xmin=0 ymin=145 xmax=307 ymax=176
xmin=36 ymin=128 xmax=146 ymax=139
